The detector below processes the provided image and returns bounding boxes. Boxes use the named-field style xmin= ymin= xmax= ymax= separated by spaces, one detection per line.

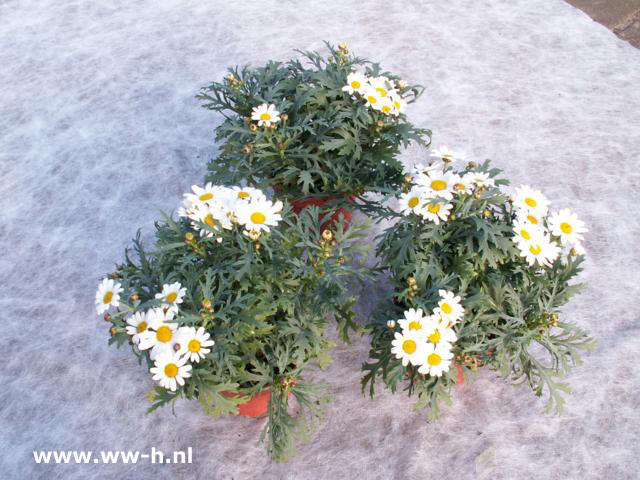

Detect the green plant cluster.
xmin=198 ymin=42 xmax=430 ymax=198
xmin=104 ymin=206 xmax=368 ymax=461
xmin=362 ymin=161 xmax=595 ymax=419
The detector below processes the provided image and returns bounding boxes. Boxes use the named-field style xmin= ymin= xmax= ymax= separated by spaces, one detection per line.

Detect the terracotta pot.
xmin=221 ymin=389 xmax=272 ymax=417
xmin=289 ymin=195 xmax=354 ymax=231
xmin=453 ymin=361 xmax=465 ymax=385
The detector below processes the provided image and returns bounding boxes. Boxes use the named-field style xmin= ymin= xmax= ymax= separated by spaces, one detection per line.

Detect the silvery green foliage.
xmin=363 ymin=162 xmax=595 ymax=419
xmin=198 ymin=42 xmax=430 ymax=197
xmin=105 ymin=206 xmax=368 ymax=461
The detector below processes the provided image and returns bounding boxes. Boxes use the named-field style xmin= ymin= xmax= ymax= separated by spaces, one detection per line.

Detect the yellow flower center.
xmin=560 ymin=222 xmax=572 ymax=234
xmin=454 ymin=183 xmax=466 ymax=191
xmin=428 ymin=330 xmax=441 ymax=344
xmin=376 ymin=87 xmax=387 ymax=97
xmin=164 ymin=363 xmax=178 ymax=378
xmin=441 ymin=303 xmax=452 ymax=314
xmin=525 ymin=197 xmax=537 ymax=207
xmin=136 ymin=321 xmax=147 ymax=334
xmin=351 ymin=80 xmax=361 ymax=88
xmin=382 ymin=105 xmax=391 ymax=113
xmin=408 ymin=321 xmax=422 ymax=331
xmin=431 ymin=180 xmax=447 ymax=191
xmin=251 ymin=212 xmax=266 ymax=224
xmin=156 ymin=326 xmax=173 ymax=343
xmin=530 ymin=245 xmax=542 ymax=255
xmin=199 ymin=193 xmax=213 ymax=201
xmin=204 ymin=214 xmax=217 ymax=227
xmin=427 ymin=353 xmax=442 ymax=366
xmin=367 ymin=95 xmax=377 ymax=104
xmin=520 ymin=229 xmax=531 ymax=240
xmin=103 ymin=291 xmax=113 ymax=304
xmin=260 ymin=113 xmax=271 ymax=121
xmin=165 ymin=292 xmax=177 ymax=303
xmin=428 ymin=204 xmax=441 ymax=214
xmin=408 ymin=197 xmax=419 ymax=208
xmin=188 ymin=339 xmax=201 ymax=353
xmin=402 ymin=339 xmax=417 ymax=354
xmin=237 ymin=191 xmax=250 ymax=199
xmin=527 ymin=215 xmax=538 ymax=224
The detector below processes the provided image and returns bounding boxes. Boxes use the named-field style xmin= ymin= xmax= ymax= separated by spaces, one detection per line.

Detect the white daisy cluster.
xmin=342 ymin=71 xmax=407 ymax=116
xmin=95 ymin=279 xmax=215 ymax=392
xmin=390 ymin=290 xmax=464 ymax=377
xmin=397 ymin=147 xmax=494 ymax=224
xmin=250 ymin=103 xmax=281 ymax=127
xmin=177 ymin=183 xmax=283 ymax=240
xmin=511 ymin=185 xmax=588 ymax=267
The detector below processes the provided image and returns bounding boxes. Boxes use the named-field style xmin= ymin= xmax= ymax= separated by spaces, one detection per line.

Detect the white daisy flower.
xmin=125 ymin=311 xmax=148 ymax=344
xmin=230 ymin=186 xmax=266 ymax=204
xmin=191 ymin=202 xmax=232 ymax=237
xmin=512 ymin=217 xmax=545 ymax=247
xmin=362 ymin=87 xmax=382 ymax=109
xmin=378 ymin=96 xmax=394 ymax=115
xmin=434 ymin=289 xmax=465 ymax=325
xmin=513 ymin=185 xmax=549 ymax=217
xmin=150 ymin=351 xmax=192 ymax=392
xmin=416 ymin=169 xmax=455 ymax=200
xmin=429 ymin=146 xmax=464 ymax=164
xmin=155 ymin=282 xmax=187 ymax=313
xmin=518 ymin=231 xmax=560 ymax=267
xmin=516 ymin=210 xmax=543 ymax=226
xmin=416 ymin=343 xmax=454 ymax=377
xmin=182 ymin=183 xmax=224 ymax=210
xmin=389 ymin=92 xmax=406 ymax=115
xmin=547 ymin=209 xmax=587 ymax=246
xmin=467 ymin=172 xmax=495 ymax=188
xmin=138 ymin=308 xmax=178 ymax=360
xmin=251 ymin=103 xmax=280 ymax=127
xmin=449 ymin=173 xmax=473 ymax=195
xmin=95 ymin=278 xmax=124 ymax=315
xmin=236 ymin=198 xmax=283 ymax=233
xmin=176 ymin=326 xmax=215 ymax=363
xmin=397 ymin=308 xmax=427 ymax=333
xmin=424 ymin=314 xmax=457 ymax=347
xmin=391 ymin=330 xmax=426 ymax=367
xmin=342 ymin=71 xmax=369 ymax=95
xmin=419 ymin=201 xmax=452 ymax=225
xmin=398 ymin=186 xmax=430 ymax=216
xmin=369 ymin=76 xmax=393 ymax=98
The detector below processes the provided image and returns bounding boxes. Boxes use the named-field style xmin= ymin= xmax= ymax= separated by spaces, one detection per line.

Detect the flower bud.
xmin=185 ymin=232 xmax=194 ymax=242
xmin=202 ymin=299 xmax=212 ymax=310
xmin=377 ymin=120 xmax=384 ymax=128
xmin=322 ymin=229 xmax=333 ymax=241
xmin=386 ymin=320 xmax=396 ymax=329
xmin=130 ymin=293 xmax=139 ymax=303
xmin=110 ymin=326 xmax=118 ymax=337
xmin=173 ymin=343 xmax=181 ymax=352
xmin=403 ymin=175 xmax=413 ymax=184
xmin=242 ymin=144 xmax=251 ymax=154
xmin=407 ymin=276 xmax=417 ymax=286
xmin=281 ymin=113 xmax=289 ymax=122
xmin=483 ymin=209 xmax=491 ymax=218
xmin=249 ymin=124 xmax=258 ymax=132
xmin=466 ymin=161 xmax=476 ymax=170
xmin=103 ymin=313 xmax=112 ymax=322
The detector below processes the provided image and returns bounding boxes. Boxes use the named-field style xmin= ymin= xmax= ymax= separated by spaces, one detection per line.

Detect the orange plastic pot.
xmin=221 ymin=389 xmax=272 ymax=417
xmin=453 ymin=362 xmax=465 ymax=385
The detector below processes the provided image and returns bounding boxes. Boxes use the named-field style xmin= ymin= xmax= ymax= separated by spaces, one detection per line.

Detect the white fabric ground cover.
xmin=2 ymin=0 xmax=639 ymax=478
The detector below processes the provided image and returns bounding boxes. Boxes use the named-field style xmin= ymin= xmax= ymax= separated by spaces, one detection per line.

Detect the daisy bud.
xmin=249 ymin=124 xmax=258 ymax=132
xmin=173 ymin=343 xmax=181 ymax=352
xmin=473 ymin=191 xmax=482 ymax=200
xmin=185 ymin=232 xmax=194 ymax=242
xmin=377 ymin=120 xmax=384 ymax=128
xmin=570 ymin=247 xmax=578 ymax=256
xmin=130 ymin=293 xmax=139 ymax=303
xmin=103 ymin=313 xmax=112 ymax=322
xmin=254 ymin=243 xmax=261 ymax=251
xmin=281 ymin=113 xmax=288 ymax=122
xmin=226 ymin=73 xmax=235 ymax=82
xmin=322 ymin=229 xmax=333 ymax=241
xmin=551 ymin=313 xmax=559 ymax=326
xmin=386 ymin=320 xmax=396 ymax=329
xmin=110 ymin=326 xmax=118 ymax=336
xmin=449 ymin=213 xmax=457 ymax=221
xmin=398 ymin=80 xmax=408 ymax=89
xmin=403 ymin=175 xmax=413 ymax=184
xmin=242 ymin=144 xmax=252 ymax=154
xmin=410 ymin=284 xmax=418 ymax=291
xmin=323 ymin=251 xmax=331 ymax=258
xmin=202 ymin=299 xmax=212 ymax=309
xmin=338 ymin=256 xmax=346 ymax=265
xmin=338 ymin=42 xmax=347 ymax=51
xmin=483 ymin=209 xmax=492 ymax=218
xmin=407 ymin=276 xmax=417 ymax=286
xmin=248 ymin=230 xmax=260 ymax=241
xmin=466 ymin=161 xmax=476 ymax=170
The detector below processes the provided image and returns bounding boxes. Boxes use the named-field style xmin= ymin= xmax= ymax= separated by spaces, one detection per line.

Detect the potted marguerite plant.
xmin=197 ymin=42 xmax=430 ymax=227
xmin=362 ymin=155 xmax=595 ymax=418
xmin=96 ymin=184 xmax=367 ymax=461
